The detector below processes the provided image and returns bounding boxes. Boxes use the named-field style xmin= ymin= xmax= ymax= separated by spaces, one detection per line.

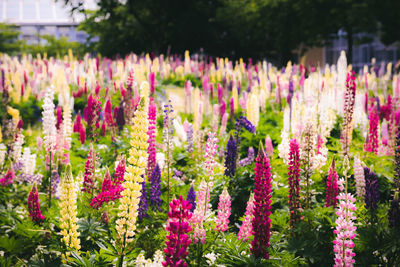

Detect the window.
xmin=5 ymin=0 xmax=19 ymax=21
xmin=39 ymin=0 xmax=54 ymax=20
xmin=23 ymin=0 xmax=36 ymax=20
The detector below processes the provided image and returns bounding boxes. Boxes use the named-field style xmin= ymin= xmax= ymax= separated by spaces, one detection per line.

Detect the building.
xmin=0 ymin=0 xmax=97 ymax=44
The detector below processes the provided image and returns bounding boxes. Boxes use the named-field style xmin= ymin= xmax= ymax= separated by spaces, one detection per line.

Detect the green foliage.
xmin=22 ymin=35 xmax=86 ymax=58
xmin=0 ymin=23 xmax=23 ymax=53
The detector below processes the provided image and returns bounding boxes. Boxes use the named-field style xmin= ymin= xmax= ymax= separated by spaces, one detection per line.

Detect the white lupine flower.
xmin=0 ymin=144 xmax=7 ymax=168
xmin=278 ymin=130 xmax=290 ymax=164
xmin=12 ymin=133 xmax=24 ymax=162
xmin=205 ymin=252 xmax=220 ymax=266
xmin=135 ymin=250 xmax=163 ymax=267
xmin=21 ymin=148 xmax=36 ymax=175
xmin=63 ymin=103 xmax=73 ymax=148
xmin=354 ymin=156 xmax=366 ymax=200
xmin=42 ymin=86 xmax=57 ymax=154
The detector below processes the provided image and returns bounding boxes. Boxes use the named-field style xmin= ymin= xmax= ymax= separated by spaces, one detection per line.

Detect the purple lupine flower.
xmin=364 ymin=167 xmax=379 ymax=210
xmin=236 ymin=116 xmax=256 ymax=134
xmin=116 ymin=101 xmax=125 ymax=130
xmin=239 ymin=147 xmax=255 ymax=166
xmin=150 ymin=164 xmax=162 ymax=211
xmin=224 ymin=135 xmax=237 ymax=177
xmin=138 ymin=178 xmax=148 ymax=220
xmin=186 ymin=184 xmax=196 ymax=212
xmin=389 ymin=192 xmax=400 ymax=228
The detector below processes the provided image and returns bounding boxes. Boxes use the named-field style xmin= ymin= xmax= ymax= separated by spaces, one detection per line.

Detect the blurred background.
xmin=0 ymin=0 xmax=399 ymax=68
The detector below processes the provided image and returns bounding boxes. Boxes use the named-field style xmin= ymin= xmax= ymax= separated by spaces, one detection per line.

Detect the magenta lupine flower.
xmin=79 ymin=125 xmax=86 ymax=144
xmin=56 ymin=106 xmax=63 ymax=129
xmin=0 ymin=165 xmax=15 ymax=186
xmin=288 ymin=139 xmax=301 ymax=228
xmin=73 ymin=114 xmax=82 ymax=133
xmin=163 ymin=195 xmax=192 ymax=267
xmin=101 ymin=169 xmax=112 ymax=192
xmin=333 ymin=179 xmax=357 ymax=267
xmin=220 ymin=100 xmax=226 ymax=119
xmin=364 ymin=107 xmax=379 ymax=154
xmin=217 ymin=83 xmax=223 ymax=104
xmin=238 ymin=193 xmax=255 ymax=241
xmin=230 ymin=97 xmax=235 ymax=117
xmin=90 ymin=167 xmax=125 ymax=209
xmin=215 ymin=188 xmax=231 ymax=232
xmin=82 ymin=146 xmax=96 ymax=194
xmin=147 ymin=97 xmax=157 ymax=178
xmin=104 ymin=99 xmax=114 ymax=126
xmin=112 ymin=158 xmax=126 ymax=188
xmin=90 ymin=185 xmax=124 ymax=209
xmin=149 ymin=72 xmax=155 ymax=95
xmin=326 ymin=160 xmax=339 ymax=208
xmin=251 ymin=146 xmax=272 ymax=259
xmin=28 ymin=184 xmax=45 ymax=224
xmin=204 ymin=132 xmax=218 ymax=177
xmin=84 ymin=94 xmax=102 ymax=139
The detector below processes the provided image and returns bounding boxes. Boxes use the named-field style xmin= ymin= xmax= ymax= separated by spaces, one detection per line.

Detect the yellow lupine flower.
xmin=60 ymin=164 xmax=81 ymax=252
xmin=116 ymin=98 xmax=149 ymax=245
xmin=7 ymin=106 xmax=19 ymax=123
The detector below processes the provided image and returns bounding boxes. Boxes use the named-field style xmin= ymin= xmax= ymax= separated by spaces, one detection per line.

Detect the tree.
xmin=0 ymin=23 xmax=23 ymax=53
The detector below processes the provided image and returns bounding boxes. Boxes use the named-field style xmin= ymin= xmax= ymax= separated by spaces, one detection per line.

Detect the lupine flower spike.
xmin=251 ymin=144 xmax=272 ymax=259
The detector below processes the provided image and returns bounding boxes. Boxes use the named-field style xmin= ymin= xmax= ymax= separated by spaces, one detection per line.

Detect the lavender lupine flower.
xmin=163 ymin=100 xmax=174 ymax=204
xmin=150 ymin=164 xmax=162 ymax=211
xmin=224 ymin=135 xmax=237 ymax=177
xmin=51 ymin=170 xmax=60 ymax=199
xmin=239 ymin=147 xmax=255 ymax=166
xmin=186 ymin=122 xmax=194 ymax=153
xmin=364 ymin=167 xmax=379 ymax=210
xmin=186 ymin=184 xmax=196 ymax=212
xmin=138 ymin=179 xmax=148 ymax=220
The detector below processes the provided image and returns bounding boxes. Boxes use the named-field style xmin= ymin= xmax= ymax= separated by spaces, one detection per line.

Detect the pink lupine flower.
xmin=238 ymin=193 xmax=255 ymax=241
xmin=191 ymin=180 xmax=211 ymax=244
xmin=333 ymin=178 xmax=357 ymax=267
xmin=204 ymin=132 xmax=218 ymax=177
xmin=265 ymin=135 xmax=273 ymax=157
xmin=215 ymin=188 xmax=231 ymax=232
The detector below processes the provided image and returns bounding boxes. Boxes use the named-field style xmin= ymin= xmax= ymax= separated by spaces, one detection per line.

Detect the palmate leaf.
xmin=0 ymin=236 xmax=23 ymax=252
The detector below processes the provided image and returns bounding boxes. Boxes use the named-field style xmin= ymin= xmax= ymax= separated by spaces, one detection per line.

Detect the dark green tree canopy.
xmin=60 ymin=0 xmax=400 ymax=65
